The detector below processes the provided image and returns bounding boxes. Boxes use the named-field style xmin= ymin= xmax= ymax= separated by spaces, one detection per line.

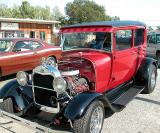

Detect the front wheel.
xmin=3 ymin=98 xmax=24 ymax=116
xmin=143 ymin=64 xmax=157 ymax=94
xmin=73 ymin=100 xmax=104 ymax=133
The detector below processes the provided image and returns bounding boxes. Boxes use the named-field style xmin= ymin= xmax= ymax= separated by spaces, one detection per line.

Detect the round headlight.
xmin=53 ymin=77 xmax=67 ymax=94
xmin=16 ymin=71 xmax=29 ymax=86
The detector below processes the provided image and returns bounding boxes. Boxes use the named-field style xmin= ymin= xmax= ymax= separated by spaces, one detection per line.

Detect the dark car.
xmin=0 ymin=21 xmax=157 ymax=133
xmin=0 ymin=38 xmax=61 ymax=77
xmin=147 ymin=31 xmax=160 ymax=66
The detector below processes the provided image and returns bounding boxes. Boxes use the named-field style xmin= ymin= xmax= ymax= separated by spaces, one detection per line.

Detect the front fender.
xmin=0 ymin=79 xmax=33 ymax=111
xmin=64 ymin=92 xmax=106 ymax=120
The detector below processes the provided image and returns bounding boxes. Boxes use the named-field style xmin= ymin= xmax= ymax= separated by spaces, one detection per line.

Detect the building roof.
xmin=62 ymin=20 xmax=146 ymax=28
xmin=0 ymin=17 xmax=60 ymax=24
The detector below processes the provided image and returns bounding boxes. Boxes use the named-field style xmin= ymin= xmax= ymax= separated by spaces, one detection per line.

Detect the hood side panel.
xmin=62 ymin=51 xmax=112 ymax=92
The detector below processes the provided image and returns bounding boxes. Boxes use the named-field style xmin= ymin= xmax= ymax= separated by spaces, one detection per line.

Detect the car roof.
xmin=62 ymin=20 xmax=146 ymax=29
xmin=148 ymin=31 xmax=160 ymax=35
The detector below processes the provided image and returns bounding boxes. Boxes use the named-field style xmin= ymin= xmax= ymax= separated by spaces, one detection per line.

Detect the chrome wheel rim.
xmin=151 ymin=70 xmax=156 ymax=89
xmin=90 ymin=106 xmax=103 ymax=133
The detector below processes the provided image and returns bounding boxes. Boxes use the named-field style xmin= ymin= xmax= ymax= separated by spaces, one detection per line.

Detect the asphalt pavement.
xmin=0 ymin=70 xmax=160 ymax=133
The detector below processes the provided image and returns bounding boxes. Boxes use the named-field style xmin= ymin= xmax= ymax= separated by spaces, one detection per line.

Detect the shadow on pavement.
xmin=26 ymin=112 xmax=72 ymax=132
xmin=135 ymin=97 xmax=160 ymax=106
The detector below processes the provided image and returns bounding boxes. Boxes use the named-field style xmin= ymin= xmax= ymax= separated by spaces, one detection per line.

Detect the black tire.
xmin=73 ymin=100 xmax=104 ymax=133
xmin=3 ymin=98 xmax=23 ymax=116
xmin=143 ymin=64 xmax=157 ymax=94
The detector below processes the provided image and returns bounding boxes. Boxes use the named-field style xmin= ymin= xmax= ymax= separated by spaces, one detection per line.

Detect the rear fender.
xmin=135 ymin=57 xmax=157 ymax=85
xmin=0 ymin=79 xmax=33 ymax=111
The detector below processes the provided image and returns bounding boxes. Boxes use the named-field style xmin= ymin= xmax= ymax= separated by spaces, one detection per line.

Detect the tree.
xmin=147 ymin=26 xmax=153 ymax=32
xmin=65 ymin=0 xmax=111 ymax=24
xmin=0 ymin=4 xmax=12 ymax=17
xmin=52 ymin=6 xmax=63 ymax=20
xmin=20 ymin=1 xmax=32 ymax=18
xmin=0 ymin=1 xmax=54 ymax=20
xmin=156 ymin=26 xmax=160 ymax=30
xmin=12 ymin=5 xmax=23 ymax=18
xmin=112 ymin=16 xmax=120 ymax=21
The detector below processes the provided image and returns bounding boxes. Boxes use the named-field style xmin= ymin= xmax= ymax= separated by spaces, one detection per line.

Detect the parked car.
xmin=147 ymin=31 xmax=160 ymax=67
xmin=0 ymin=21 xmax=157 ymax=133
xmin=0 ymin=38 xmax=61 ymax=77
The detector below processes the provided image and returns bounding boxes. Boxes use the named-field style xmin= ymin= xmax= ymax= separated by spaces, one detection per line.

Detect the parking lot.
xmin=0 ymin=69 xmax=160 ymax=133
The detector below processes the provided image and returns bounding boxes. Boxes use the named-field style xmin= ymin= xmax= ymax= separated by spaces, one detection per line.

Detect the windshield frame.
xmin=60 ymin=32 xmax=113 ymax=53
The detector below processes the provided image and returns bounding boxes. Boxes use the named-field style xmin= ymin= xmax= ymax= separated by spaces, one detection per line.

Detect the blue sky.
xmin=0 ymin=0 xmax=159 ymax=27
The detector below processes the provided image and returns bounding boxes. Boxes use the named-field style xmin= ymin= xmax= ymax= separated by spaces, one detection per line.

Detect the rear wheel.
xmin=3 ymin=98 xmax=23 ymax=116
xmin=143 ymin=64 xmax=157 ymax=94
xmin=73 ymin=100 xmax=104 ymax=133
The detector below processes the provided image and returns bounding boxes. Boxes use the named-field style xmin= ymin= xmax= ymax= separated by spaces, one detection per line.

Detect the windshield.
xmin=0 ymin=40 xmax=12 ymax=52
xmin=61 ymin=32 xmax=112 ymax=52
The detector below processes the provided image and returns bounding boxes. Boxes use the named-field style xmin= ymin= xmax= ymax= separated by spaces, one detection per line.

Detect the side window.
xmin=148 ymin=34 xmax=156 ymax=44
xmin=134 ymin=29 xmax=144 ymax=46
xmin=13 ymin=41 xmax=32 ymax=52
xmin=156 ymin=34 xmax=160 ymax=44
xmin=32 ymin=41 xmax=42 ymax=50
xmin=116 ymin=30 xmax=132 ymax=50
xmin=103 ymin=33 xmax=112 ymax=52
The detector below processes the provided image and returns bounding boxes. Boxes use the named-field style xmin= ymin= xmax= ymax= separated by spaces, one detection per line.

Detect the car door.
xmin=111 ymin=29 xmax=138 ymax=88
xmin=147 ymin=34 xmax=156 ymax=58
xmin=30 ymin=41 xmax=44 ymax=67
xmin=7 ymin=40 xmax=35 ymax=74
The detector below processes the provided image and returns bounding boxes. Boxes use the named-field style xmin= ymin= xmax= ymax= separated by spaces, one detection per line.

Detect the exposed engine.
xmin=60 ymin=67 xmax=89 ymax=96
xmin=65 ymin=76 xmax=89 ymax=96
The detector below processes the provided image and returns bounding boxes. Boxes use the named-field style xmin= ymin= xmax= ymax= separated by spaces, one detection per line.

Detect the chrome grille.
xmin=33 ymin=73 xmax=57 ymax=107
xmin=34 ymin=87 xmax=57 ymax=107
xmin=33 ymin=73 xmax=54 ymax=89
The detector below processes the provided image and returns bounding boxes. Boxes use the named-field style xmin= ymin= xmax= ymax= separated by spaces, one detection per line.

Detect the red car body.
xmin=0 ymin=21 xmax=157 ymax=133
xmin=61 ymin=23 xmax=147 ymax=93
xmin=0 ymin=38 xmax=61 ymax=77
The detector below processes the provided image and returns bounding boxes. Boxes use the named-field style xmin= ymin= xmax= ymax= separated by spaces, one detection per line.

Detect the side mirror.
xmin=13 ymin=48 xmax=21 ymax=52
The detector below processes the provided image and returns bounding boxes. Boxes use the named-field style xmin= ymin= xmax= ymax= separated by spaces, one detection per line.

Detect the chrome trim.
xmin=61 ymin=69 xmax=79 ymax=76
xmin=33 ymin=64 xmax=61 ymax=78
xmin=0 ymin=99 xmax=3 ymax=103
xmin=32 ymin=85 xmax=55 ymax=91
xmin=40 ymin=103 xmax=60 ymax=113
xmin=32 ymin=73 xmax=60 ymax=113
xmin=44 ymin=65 xmax=61 ymax=78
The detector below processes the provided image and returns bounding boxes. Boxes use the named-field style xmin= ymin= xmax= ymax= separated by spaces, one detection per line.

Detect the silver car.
xmin=147 ymin=32 xmax=160 ymax=66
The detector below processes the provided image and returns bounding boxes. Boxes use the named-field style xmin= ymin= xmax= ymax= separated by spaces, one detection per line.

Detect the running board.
xmin=112 ymin=86 xmax=144 ymax=107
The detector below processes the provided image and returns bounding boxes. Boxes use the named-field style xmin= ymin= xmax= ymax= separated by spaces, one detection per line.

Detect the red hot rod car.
xmin=0 ymin=21 xmax=157 ymax=133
